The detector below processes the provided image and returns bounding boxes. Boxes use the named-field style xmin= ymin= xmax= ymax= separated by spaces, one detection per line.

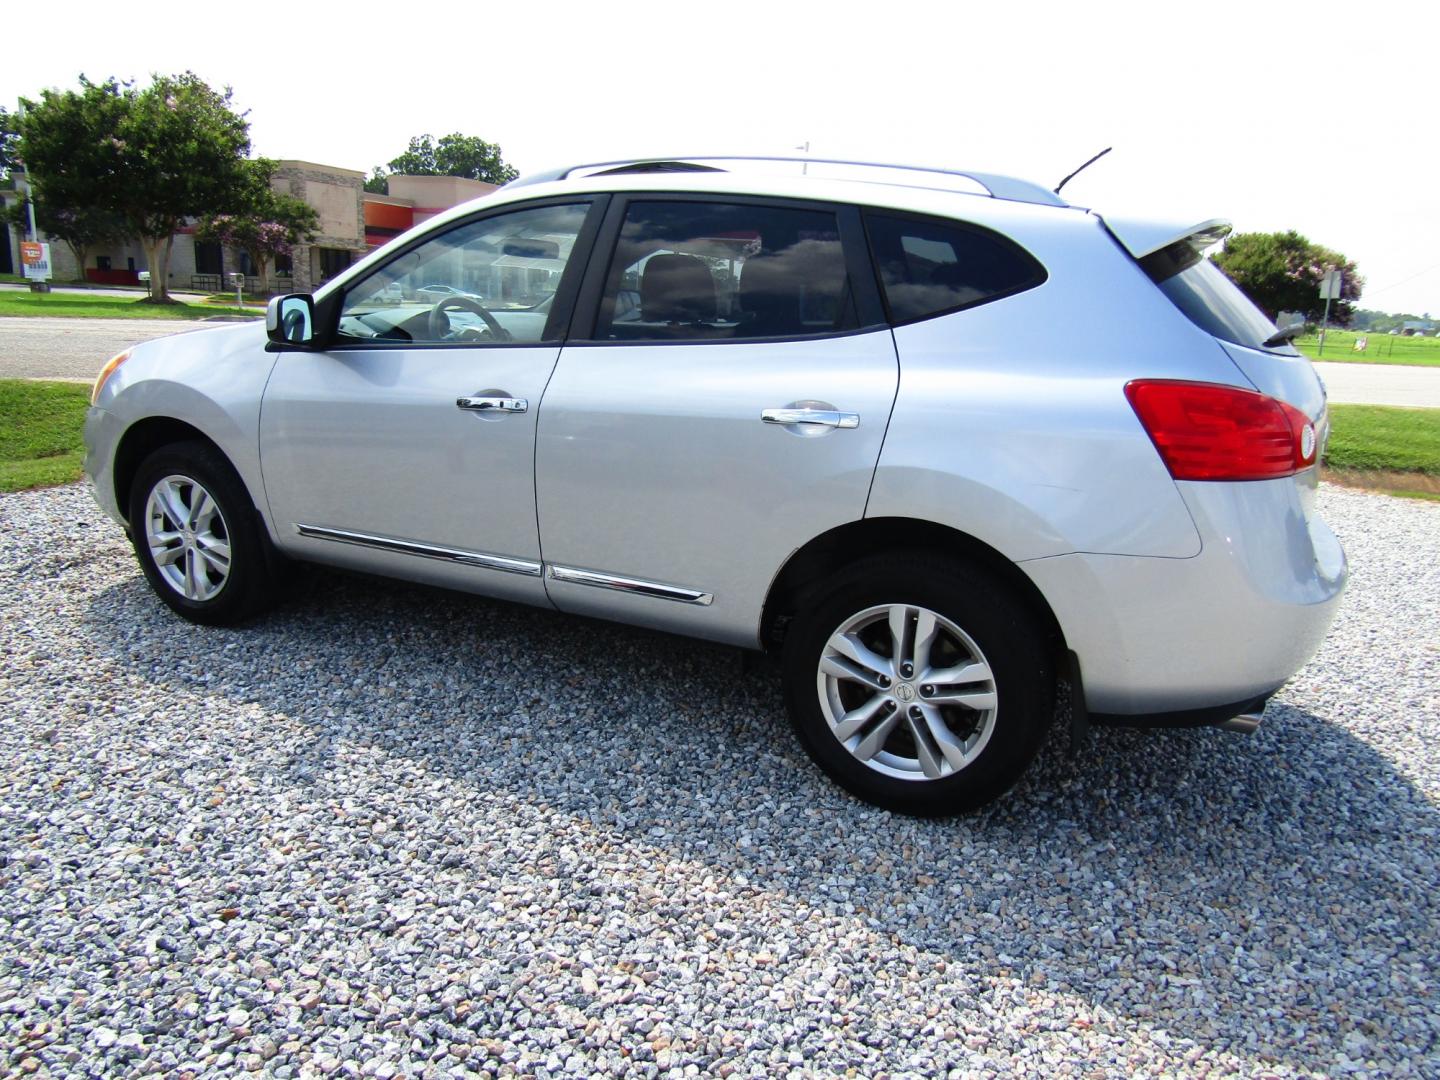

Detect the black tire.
xmin=782 ymin=553 xmax=1054 ymax=815
xmin=127 ymin=440 xmax=279 ymax=626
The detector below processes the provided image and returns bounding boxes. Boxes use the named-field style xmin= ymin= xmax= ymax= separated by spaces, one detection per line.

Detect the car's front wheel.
xmin=782 ymin=554 xmax=1054 ymax=814
xmin=127 ymin=441 xmax=278 ymax=625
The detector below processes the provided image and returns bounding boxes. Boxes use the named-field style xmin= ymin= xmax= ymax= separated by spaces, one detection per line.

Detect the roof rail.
xmin=505 ymin=155 xmax=1070 ymax=208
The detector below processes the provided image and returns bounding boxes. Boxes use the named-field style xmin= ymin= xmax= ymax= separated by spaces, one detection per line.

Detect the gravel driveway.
xmin=1 ymin=484 xmax=1436 ymax=1077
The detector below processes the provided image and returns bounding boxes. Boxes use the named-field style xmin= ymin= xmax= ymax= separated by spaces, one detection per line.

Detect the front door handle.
xmin=761 ymin=407 xmax=859 ymax=429
xmin=457 ymin=396 xmax=528 ymax=413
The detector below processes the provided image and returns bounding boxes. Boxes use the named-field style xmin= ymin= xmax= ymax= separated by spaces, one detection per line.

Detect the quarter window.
xmin=337 ymin=203 xmax=590 ymax=345
xmin=864 ymin=212 xmax=1046 ymax=324
xmin=594 ymin=201 xmax=858 ymax=342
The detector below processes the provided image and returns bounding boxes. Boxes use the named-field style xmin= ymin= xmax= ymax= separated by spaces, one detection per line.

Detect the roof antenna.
xmin=1054 ymin=147 xmax=1112 ymax=196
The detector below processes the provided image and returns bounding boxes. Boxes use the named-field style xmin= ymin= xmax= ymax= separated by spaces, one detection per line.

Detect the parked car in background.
xmin=415 ymin=283 xmax=487 ymax=303
xmin=83 ymin=155 xmax=1346 ymax=813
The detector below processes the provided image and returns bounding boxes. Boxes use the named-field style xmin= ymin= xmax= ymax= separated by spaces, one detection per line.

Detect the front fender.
xmin=92 ymin=321 xmax=277 ymax=535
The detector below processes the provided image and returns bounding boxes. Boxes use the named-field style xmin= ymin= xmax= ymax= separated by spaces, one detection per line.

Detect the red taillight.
xmin=1124 ymin=380 xmax=1317 ymax=482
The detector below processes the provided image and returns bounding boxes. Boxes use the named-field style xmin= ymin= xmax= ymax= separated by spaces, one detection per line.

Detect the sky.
xmin=9 ymin=0 xmax=1439 ymax=316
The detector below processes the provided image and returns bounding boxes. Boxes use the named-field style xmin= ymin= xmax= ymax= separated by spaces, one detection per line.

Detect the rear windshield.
xmin=1140 ymin=239 xmax=1297 ymax=355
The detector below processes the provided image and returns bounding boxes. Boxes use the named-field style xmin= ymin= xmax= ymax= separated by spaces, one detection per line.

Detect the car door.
xmin=534 ymin=196 xmax=899 ymax=644
xmin=260 ymin=198 xmax=602 ymax=605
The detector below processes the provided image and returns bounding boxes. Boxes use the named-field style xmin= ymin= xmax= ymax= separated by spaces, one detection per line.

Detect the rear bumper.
xmin=1090 ymin=692 xmax=1274 ymax=729
xmin=1023 ymin=477 xmax=1346 ymax=716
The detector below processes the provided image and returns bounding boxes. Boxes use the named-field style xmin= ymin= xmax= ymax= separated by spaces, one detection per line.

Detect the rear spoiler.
xmin=1095 ymin=215 xmax=1232 ymax=259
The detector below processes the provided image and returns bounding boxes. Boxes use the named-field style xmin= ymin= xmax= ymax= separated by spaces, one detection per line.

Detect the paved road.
xmin=1312 ymin=361 xmax=1440 ymax=408
xmin=0 ymin=316 xmax=251 ymax=380
xmin=3 ymin=316 xmax=1439 ymax=406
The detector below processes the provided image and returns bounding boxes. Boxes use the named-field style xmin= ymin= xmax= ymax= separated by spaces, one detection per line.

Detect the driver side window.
xmin=337 ymin=202 xmax=590 ymax=346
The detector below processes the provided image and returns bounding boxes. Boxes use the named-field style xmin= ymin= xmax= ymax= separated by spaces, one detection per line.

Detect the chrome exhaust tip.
xmin=1219 ymin=712 xmax=1263 ymax=735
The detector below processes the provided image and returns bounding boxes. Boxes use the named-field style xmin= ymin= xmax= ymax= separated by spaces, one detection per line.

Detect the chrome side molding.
xmin=294 ymin=524 xmax=543 ymax=577
xmin=546 ymin=564 xmax=714 ymax=606
xmin=294 ymin=525 xmax=714 ymax=604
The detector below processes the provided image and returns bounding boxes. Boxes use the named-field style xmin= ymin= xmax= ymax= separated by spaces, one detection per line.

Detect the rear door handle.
xmin=762 ymin=408 xmax=859 ymax=429
xmin=457 ymin=396 xmax=528 ymax=413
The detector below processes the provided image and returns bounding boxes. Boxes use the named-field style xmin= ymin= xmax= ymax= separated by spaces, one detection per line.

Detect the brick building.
xmin=1 ymin=162 xmax=498 ymax=294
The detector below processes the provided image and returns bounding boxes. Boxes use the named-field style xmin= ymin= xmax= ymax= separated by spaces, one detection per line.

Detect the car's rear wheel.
xmin=782 ymin=554 xmax=1053 ymax=814
xmin=127 ymin=441 xmax=278 ymax=625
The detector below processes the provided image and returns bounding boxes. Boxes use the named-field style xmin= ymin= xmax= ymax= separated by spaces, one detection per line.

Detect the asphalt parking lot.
xmin=1 ymin=482 xmax=1437 ymax=1077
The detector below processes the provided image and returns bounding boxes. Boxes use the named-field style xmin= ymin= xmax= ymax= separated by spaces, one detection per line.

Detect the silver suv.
xmin=83 ymin=156 xmax=1347 ymax=814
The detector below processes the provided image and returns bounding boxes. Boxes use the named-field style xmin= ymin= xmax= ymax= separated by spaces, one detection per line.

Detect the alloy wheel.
xmin=144 ymin=474 xmax=232 ymax=602
xmin=816 ymin=603 xmax=998 ymax=781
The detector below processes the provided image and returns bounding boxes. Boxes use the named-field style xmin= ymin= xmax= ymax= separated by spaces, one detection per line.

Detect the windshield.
xmin=1141 ymin=239 xmax=1297 ymax=355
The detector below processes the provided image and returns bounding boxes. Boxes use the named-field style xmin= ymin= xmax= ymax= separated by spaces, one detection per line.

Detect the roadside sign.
xmin=1319 ymin=269 xmax=1343 ymax=300
xmin=20 ymin=242 xmax=52 ymax=282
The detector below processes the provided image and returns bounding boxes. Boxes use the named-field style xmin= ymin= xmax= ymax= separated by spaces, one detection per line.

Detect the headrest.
xmin=640 ymin=253 xmax=716 ymax=323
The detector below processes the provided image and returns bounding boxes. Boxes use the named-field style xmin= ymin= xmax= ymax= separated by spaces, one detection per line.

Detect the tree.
xmin=0 ymin=107 xmax=18 ymax=182
xmin=1352 ymin=308 xmax=1434 ymax=333
xmin=369 ymin=132 xmax=519 ymax=192
xmin=4 ymin=195 xmax=127 ymax=280
xmin=197 ymin=159 xmax=319 ymax=294
xmin=18 ymin=73 xmax=253 ymax=302
xmin=1211 ymin=231 xmax=1364 ymax=327
xmin=363 ymin=168 xmax=389 ymax=195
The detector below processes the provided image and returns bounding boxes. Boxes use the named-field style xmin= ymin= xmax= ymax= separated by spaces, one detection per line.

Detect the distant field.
xmin=1294 ymin=329 xmax=1440 ymax=368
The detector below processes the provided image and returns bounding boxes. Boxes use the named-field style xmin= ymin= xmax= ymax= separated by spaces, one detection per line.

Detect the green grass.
xmin=1294 ymin=329 xmax=1440 ymax=367
xmin=0 ymin=292 xmax=256 ymax=320
xmin=201 ymin=293 xmax=268 ymax=308
xmin=0 ymin=380 xmax=90 ymax=492
xmin=3 ymin=380 xmax=1437 ymax=499
xmin=1325 ymin=404 xmax=1440 ymax=474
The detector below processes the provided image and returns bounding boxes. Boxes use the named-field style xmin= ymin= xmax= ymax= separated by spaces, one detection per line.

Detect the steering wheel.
xmin=428 ymin=295 xmax=511 ymax=342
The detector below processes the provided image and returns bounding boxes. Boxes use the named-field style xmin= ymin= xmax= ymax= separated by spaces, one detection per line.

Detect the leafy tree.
xmin=1352 ymin=309 xmax=1435 ymax=334
xmin=4 ymin=195 xmax=127 ymax=280
xmin=363 ymin=168 xmax=389 ymax=195
xmin=370 ymin=132 xmax=518 ymax=190
xmin=0 ymin=106 xmax=18 ymax=183
xmin=1211 ymin=231 xmax=1364 ymax=326
xmin=197 ymin=159 xmax=319 ymax=294
xmin=18 ymin=73 xmax=253 ymax=302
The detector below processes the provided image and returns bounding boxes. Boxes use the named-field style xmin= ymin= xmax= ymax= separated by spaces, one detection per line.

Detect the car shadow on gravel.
xmin=83 ymin=567 xmax=1439 ymax=1072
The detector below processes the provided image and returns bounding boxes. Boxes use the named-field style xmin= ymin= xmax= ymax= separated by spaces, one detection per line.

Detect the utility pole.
xmin=16 ymin=102 xmax=37 ymax=240
xmin=1317 ymin=269 xmax=1342 ymax=357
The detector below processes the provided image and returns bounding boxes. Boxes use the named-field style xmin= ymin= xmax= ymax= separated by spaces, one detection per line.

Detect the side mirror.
xmin=266 ymin=294 xmax=316 ymax=346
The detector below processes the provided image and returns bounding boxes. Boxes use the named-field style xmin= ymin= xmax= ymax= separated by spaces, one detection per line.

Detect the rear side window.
xmin=594 ymin=201 xmax=858 ymax=342
xmin=1141 ymin=240 xmax=1295 ymax=354
xmin=864 ymin=212 xmax=1046 ymax=324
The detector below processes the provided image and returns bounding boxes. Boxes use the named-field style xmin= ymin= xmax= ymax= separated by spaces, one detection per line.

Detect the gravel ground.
xmin=1 ymin=483 xmax=1436 ymax=1078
